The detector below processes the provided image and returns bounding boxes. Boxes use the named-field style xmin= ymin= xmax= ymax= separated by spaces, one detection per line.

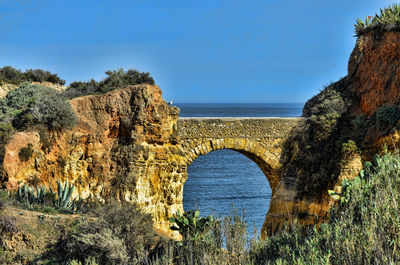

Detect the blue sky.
xmin=0 ymin=0 xmax=396 ymax=103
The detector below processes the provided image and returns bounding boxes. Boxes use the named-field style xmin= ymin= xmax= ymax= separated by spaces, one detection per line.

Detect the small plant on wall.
xmin=18 ymin=143 xmax=34 ymax=162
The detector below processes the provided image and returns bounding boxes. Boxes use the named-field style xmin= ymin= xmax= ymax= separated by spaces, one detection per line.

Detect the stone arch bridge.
xmin=164 ymin=117 xmax=302 ymax=236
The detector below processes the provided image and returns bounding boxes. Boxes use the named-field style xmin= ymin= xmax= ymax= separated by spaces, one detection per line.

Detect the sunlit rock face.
xmin=3 ymin=84 xmax=182 ymax=233
xmin=262 ymin=30 xmax=400 ymax=238
xmin=348 ymin=32 xmax=400 ymax=116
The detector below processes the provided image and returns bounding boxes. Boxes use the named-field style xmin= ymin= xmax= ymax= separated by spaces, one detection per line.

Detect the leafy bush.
xmin=0 ymin=215 xmax=19 ymax=239
xmin=223 ymin=210 xmax=247 ymax=254
xmin=64 ymin=68 xmax=155 ymax=99
xmin=0 ymin=190 xmax=8 ymax=212
xmin=0 ymin=122 xmax=15 ymax=180
xmin=0 ymin=66 xmax=65 ymax=85
xmin=352 ymin=114 xmax=366 ymax=130
xmin=61 ymin=224 xmax=129 ymax=265
xmin=24 ymin=69 xmax=65 ymax=85
xmin=0 ymin=82 xmax=76 ymax=131
xmin=93 ymin=201 xmax=157 ymax=263
xmin=0 ymin=82 xmax=45 ymax=121
xmin=250 ymin=150 xmax=400 ymax=264
xmin=355 ymin=4 xmax=400 ymax=36
xmin=341 ymin=139 xmax=358 ymax=156
xmin=68 ymin=257 xmax=99 ymax=265
xmin=0 ymin=66 xmax=24 ymax=85
xmin=30 ymin=92 xmax=76 ymax=130
xmin=375 ymin=104 xmax=400 ymax=129
xmin=55 ymin=201 xmax=160 ymax=265
xmin=18 ymin=143 xmax=34 ymax=162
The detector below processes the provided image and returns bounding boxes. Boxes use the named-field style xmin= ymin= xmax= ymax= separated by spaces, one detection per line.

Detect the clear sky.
xmin=0 ymin=0 xmax=397 ymax=103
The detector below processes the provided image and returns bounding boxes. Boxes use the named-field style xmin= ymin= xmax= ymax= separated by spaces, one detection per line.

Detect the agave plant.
xmin=55 ymin=180 xmax=76 ymax=211
xmin=15 ymin=180 xmax=77 ymax=212
xmin=17 ymin=184 xmax=48 ymax=205
xmin=355 ymin=4 xmax=400 ymax=36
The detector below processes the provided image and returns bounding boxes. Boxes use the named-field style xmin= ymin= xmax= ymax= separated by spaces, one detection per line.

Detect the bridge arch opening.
xmin=182 ymin=141 xmax=279 ymax=235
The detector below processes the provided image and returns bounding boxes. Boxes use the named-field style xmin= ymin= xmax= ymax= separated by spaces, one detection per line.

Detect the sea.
xmin=176 ymin=103 xmax=304 ymax=236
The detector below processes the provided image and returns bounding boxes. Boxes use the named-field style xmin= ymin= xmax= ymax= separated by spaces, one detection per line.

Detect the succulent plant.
xmin=55 ymin=180 xmax=76 ymax=211
xmin=17 ymin=184 xmax=47 ymax=205
xmin=15 ymin=180 xmax=76 ymax=212
xmin=169 ymin=209 xmax=213 ymax=239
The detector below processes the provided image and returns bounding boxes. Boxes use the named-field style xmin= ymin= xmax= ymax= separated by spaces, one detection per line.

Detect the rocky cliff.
xmin=3 ymin=84 xmax=185 ymax=233
xmin=262 ymin=29 xmax=400 ymax=236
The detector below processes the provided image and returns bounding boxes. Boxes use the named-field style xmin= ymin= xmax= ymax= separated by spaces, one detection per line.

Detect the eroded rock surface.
xmin=262 ymin=30 xmax=400 ymax=237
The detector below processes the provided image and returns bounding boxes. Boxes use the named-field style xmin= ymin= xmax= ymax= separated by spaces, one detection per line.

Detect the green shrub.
xmin=94 ymin=201 xmax=157 ymax=263
xmin=11 ymin=110 xmax=37 ymax=131
xmin=355 ymin=4 xmax=400 ymax=36
xmin=352 ymin=114 xmax=366 ymax=130
xmin=99 ymin=69 xmax=154 ymax=94
xmin=64 ymin=79 xmax=98 ymax=99
xmin=0 ymin=215 xmax=19 ymax=239
xmin=55 ymin=201 xmax=160 ymax=265
xmin=302 ymin=80 xmax=349 ymax=117
xmin=0 ymin=190 xmax=8 ymax=212
xmin=0 ymin=122 xmax=15 ymax=180
xmin=68 ymin=257 xmax=99 ymax=265
xmin=375 ymin=104 xmax=400 ymax=129
xmin=61 ymin=224 xmax=129 ymax=265
xmin=0 ymin=66 xmax=24 ymax=85
xmin=341 ymin=139 xmax=358 ymax=155
xmin=30 ymin=92 xmax=76 ymax=130
xmin=18 ymin=143 xmax=34 ymax=162
xmin=64 ymin=68 xmax=155 ymax=99
xmin=24 ymin=69 xmax=65 ymax=85
xmin=0 ymin=82 xmax=76 ymax=131
xmin=0 ymin=82 xmax=45 ymax=120
xmin=0 ymin=66 xmax=65 ymax=85
xmin=223 ymin=210 xmax=247 ymax=254
xmin=250 ymin=149 xmax=400 ymax=264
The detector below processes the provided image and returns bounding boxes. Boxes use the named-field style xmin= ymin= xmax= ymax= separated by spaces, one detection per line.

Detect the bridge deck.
xmin=177 ymin=117 xmax=303 ymax=139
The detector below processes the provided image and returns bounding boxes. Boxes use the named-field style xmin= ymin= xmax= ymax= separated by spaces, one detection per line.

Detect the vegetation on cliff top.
xmin=0 ymin=67 xmax=154 ymax=184
xmin=63 ymin=68 xmax=155 ymax=99
xmin=0 ymin=66 xmax=65 ymax=86
xmin=355 ymin=4 xmax=400 ymax=36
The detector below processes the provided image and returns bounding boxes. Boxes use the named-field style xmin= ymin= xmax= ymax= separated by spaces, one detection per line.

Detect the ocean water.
xmin=177 ymin=103 xmax=303 ymax=117
xmin=177 ymin=103 xmax=303 ymax=235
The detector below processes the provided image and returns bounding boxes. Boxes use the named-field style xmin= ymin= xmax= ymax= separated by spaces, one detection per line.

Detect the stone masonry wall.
xmin=176 ymin=117 xmax=302 ymax=237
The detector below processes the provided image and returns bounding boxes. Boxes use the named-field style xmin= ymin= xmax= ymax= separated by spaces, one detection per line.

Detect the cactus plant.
xmin=169 ymin=209 xmax=213 ymax=239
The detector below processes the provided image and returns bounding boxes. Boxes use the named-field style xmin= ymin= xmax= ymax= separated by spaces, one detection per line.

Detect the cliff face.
xmin=348 ymin=32 xmax=400 ymax=116
xmin=3 ymin=84 xmax=184 ymax=232
xmin=263 ymin=30 xmax=400 ymax=235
